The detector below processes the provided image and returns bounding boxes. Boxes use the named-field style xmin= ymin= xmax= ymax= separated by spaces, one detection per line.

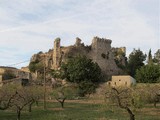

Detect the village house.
xmin=0 ymin=66 xmax=31 ymax=86
xmin=107 ymin=75 xmax=136 ymax=87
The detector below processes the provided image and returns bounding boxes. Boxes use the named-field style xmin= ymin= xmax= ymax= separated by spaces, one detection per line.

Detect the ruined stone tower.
xmin=91 ymin=37 xmax=112 ymax=62
xmin=52 ymin=38 xmax=61 ymax=69
xmin=90 ymin=37 xmax=119 ymax=78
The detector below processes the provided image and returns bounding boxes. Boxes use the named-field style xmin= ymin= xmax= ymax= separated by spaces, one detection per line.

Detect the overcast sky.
xmin=0 ymin=0 xmax=159 ymax=68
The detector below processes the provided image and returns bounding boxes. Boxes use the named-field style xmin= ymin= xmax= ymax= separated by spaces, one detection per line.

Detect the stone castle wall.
xmin=30 ymin=36 xmax=126 ymax=80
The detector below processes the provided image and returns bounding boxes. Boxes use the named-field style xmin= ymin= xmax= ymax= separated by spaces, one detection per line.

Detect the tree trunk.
xmin=35 ymin=100 xmax=38 ymax=106
xmin=154 ymin=101 xmax=157 ymax=108
xmin=56 ymin=98 xmax=66 ymax=108
xmin=28 ymin=103 xmax=33 ymax=112
xmin=112 ymin=88 xmax=135 ymax=120
xmin=60 ymin=101 xmax=64 ymax=108
xmin=129 ymin=113 xmax=135 ymax=120
xmin=126 ymin=107 xmax=135 ymax=120
xmin=17 ymin=108 xmax=21 ymax=120
xmin=29 ymin=104 xmax=31 ymax=112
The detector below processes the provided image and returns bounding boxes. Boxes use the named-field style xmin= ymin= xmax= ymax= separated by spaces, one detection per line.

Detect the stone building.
xmin=0 ymin=66 xmax=31 ymax=80
xmin=30 ymin=36 xmax=126 ymax=80
xmin=107 ymin=75 xmax=136 ymax=87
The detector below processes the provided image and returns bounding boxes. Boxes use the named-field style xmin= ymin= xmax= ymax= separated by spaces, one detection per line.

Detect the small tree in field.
xmin=105 ymin=87 xmax=135 ymax=120
xmin=140 ymin=84 xmax=160 ymax=108
xmin=24 ymin=86 xmax=43 ymax=112
xmin=0 ymin=84 xmax=17 ymax=110
xmin=52 ymin=86 xmax=77 ymax=108
xmin=11 ymin=86 xmax=43 ymax=120
xmin=105 ymin=85 xmax=160 ymax=120
xmin=0 ymin=84 xmax=43 ymax=120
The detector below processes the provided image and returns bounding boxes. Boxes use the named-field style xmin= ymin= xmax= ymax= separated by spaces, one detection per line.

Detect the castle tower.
xmin=91 ymin=37 xmax=112 ymax=62
xmin=52 ymin=38 xmax=61 ymax=69
xmin=90 ymin=37 xmax=119 ymax=78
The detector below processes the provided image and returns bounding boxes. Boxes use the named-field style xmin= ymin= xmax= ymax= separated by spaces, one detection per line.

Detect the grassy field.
xmin=0 ymin=99 xmax=159 ymax=120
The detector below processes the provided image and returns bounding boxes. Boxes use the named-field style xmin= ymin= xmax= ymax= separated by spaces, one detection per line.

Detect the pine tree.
xmin=147 ymin=49 xmax=153 ymax=64
xmin=127 ymin=49 xmax=146 ymax=77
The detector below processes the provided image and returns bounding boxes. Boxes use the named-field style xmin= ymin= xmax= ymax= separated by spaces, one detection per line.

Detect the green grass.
xmin=0 ymin=101 xmax=159 ymax=120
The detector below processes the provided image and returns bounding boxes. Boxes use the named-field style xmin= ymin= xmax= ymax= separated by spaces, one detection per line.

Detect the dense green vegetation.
xmin=29 ymin=60 xmax=44 ymax=73
xmin=136 ymin=64 xmax=160 ymax=83
xmin=153 ymin=49 xmax=160 ymax=64
xmin=59 ymin=55 xmax=102 ymax=96
xmin=127 ymin=49 xmax=146 ymax=77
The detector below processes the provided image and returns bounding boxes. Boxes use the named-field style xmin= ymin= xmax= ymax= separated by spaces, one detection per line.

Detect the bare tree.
xmin=55 ymin=91 xmax=66 ymax=108
xmin=0 ymin=84 xmax=43 ymax=120
xmin=144 ymin=85 xmax=160 ymax=108
xmin=105 ymin=85 xmax=160 ymax=120
xmin=52 ymin=86 xmax=77 ymax=108
xmin=0 ymin=86 xmax=17 ymax=110
xmin=26 ymin=86 xmax=43 ymax=112
xmin=105 ymin=87 xmax=135 ymax=120
xmin=11 ymin=86 xmax=43 ymax=120
xmin=12 ymin=92 xmax=32 ymax=120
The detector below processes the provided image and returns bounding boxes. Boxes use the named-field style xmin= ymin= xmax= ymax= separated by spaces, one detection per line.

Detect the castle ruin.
xmin=30 ymin=36 xmax=126 ymax=80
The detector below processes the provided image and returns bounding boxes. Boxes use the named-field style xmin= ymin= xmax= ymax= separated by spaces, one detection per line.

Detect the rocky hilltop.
xmin=30 ymin=36 xmax=126 ymax=80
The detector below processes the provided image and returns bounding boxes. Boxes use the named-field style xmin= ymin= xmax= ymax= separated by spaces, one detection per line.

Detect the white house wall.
xmin=110 ymin=76 xmax=136 ymax=87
